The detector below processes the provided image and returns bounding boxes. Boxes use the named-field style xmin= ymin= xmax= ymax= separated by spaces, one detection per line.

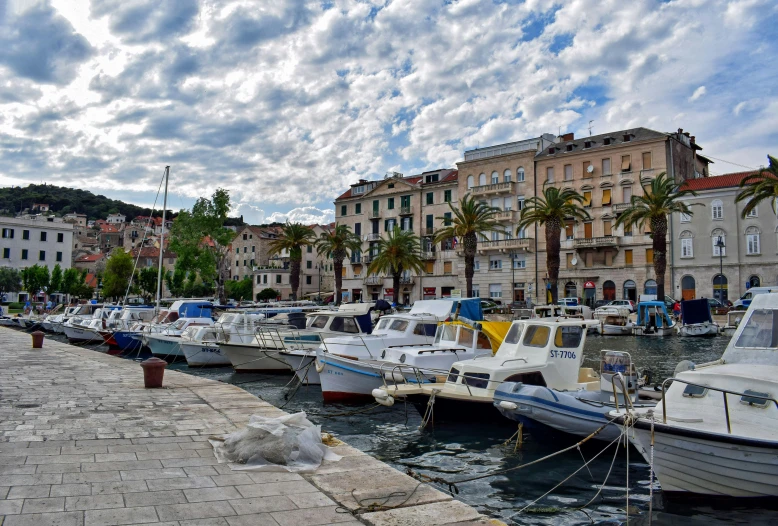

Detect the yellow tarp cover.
xmin=441 ymin=319 xmax=512 ymax=354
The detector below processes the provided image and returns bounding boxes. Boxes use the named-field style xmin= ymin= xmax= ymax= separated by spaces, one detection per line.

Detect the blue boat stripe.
xmin=496 ymin=391 xmax=610 ymax=420
xmin=544 ymin=388 xmax=559 ymax=402
xmin=321 ymin=359 xmax=382 ymax=378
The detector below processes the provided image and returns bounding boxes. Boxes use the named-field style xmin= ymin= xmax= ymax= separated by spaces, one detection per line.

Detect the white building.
xmin=106 ymin=213 xmax=126 ymax=224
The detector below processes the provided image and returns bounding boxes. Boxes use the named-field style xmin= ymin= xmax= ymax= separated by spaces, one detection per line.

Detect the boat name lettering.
xmin=549 ymin=350 xmax=576 ymax=359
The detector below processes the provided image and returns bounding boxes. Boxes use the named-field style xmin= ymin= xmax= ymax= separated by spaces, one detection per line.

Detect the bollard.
xmin=140 ymin=357 xmax=168 ymax=388
xmin=31 ymin=331 xmax=45 ymax=348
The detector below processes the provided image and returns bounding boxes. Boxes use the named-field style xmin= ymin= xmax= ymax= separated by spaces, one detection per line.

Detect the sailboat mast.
xmin=155 ymin=166 xmax=170 ymax=312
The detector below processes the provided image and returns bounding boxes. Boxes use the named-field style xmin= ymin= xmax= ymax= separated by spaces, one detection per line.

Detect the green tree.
xmin=517 ymin=185 xmax=590 ymax=304
xmin=314 ymin=224 xmax=360 ymax=306
xmin=168 ymin=189 xmax=234 ymax=304
xmin=433 ymin=195 xmax=502 ymax=298
xmin=268 ymin=222 xmax=316 ymax=300
xmin=50 ymin=264 xmax=63 ymax=293
xmin=614 ymin=172 xmax=700 ymax=301
xmin=366 ymin=227 xmax=424 ymax=304
xmin=736 ymin=154 xmax=778 ymax=216
xmin=0 ymin=267 xmax=22 ymax=296
xmin=165 ymin=266 xmax=186 ymax=297
xmin=225 ymin=277 xmax=254 ymax=302
xmin=101 ymin=249 xmax=135 ymax=300
xmin=21 ymin=265 xmax=50 ymax=301
xmin=256 ymin=288 xmax=280 ymax=302
xmin=61 ymin=268 xmax=82 ymax=299
xmin=136 ymin=266 xmax=158 ymax=304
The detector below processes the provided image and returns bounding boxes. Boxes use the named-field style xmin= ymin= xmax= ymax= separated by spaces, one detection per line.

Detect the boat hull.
xmin=63 ymin=325 xmax=103 ymax=343
xmin=678 ymin=323 xmax=719 ymax=337
xmin=112 ymin=331 xmax=145 ymax=353
xmin=634 ymin=326 xmax=674 ymax=336
xmin=181 ymin=342 xmax=231 ymax=367
xmin=406 ymin=393 xmax=509 ymax=423
xmin=281 ymin=352 xmax=320 ymax=385
xmin=146 ymin=336 xmax=185 ymax=360
xmin=219 ymin=342 xmax=292 ymax=373
xmin=317 ymin=354 xmax=385 ymax=402
xmin=628 ymin=419 xmax=778 ymax=498
xmin=597 ymin=323 xmax=634 ymax=336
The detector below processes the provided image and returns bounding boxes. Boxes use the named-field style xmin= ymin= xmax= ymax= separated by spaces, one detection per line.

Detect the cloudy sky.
xmin=1 ymin=0 xmax=776 ymax=225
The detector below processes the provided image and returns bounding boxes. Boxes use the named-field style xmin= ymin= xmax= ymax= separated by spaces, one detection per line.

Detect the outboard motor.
xmin=287 ymin=312 xmax=307 ymax=330
xmin=600 ymin=351 xmax=637 ymax=404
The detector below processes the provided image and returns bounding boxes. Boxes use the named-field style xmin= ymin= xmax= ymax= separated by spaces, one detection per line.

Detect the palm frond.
xmin=431 ymin=194 xmax=502 ymax=245
xmin=367 ymin=227 xmax=424 ymax=276
xmin=736 ymin=155 xmax=778 ymax=217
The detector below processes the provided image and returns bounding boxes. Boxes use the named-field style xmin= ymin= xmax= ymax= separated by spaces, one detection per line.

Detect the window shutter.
xmin=602 ymin=189 xmax=611 ymax=205
xmin=625 ymin=249 xmax=633 ymax=265
xmin=621 ymin=155 xmax=631 ymax=172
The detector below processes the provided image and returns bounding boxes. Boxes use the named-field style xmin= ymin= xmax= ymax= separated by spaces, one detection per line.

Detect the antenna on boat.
xmin=155 ymin=166 xmax=170 ymax=313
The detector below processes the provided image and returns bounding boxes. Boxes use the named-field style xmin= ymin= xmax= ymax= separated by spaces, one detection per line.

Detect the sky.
xmin=0 ymin=0 xmax=776 ymax=225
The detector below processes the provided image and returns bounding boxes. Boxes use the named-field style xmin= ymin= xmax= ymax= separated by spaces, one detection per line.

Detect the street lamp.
xmin=509 ymin=250 xmax=516 ymax=304
xmin=317 ymin=260 xmax=322 ymax=303
xmin=715 ymin=236 xmax=725 ymax=302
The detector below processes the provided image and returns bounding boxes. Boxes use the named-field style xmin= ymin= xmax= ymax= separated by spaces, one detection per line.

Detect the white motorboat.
xmin=373 ymin=316 xmax=600 ymax=421
xmin=180 ymin=312 xmax=272 ymax=367
xmin=533 ymin=304 xmax=593 ymax=320
xmin=594 ymin=305 xmax=635 ymax=335
xmin=223 ymin=304 xmax=375 ymax=375
xmin=677 ymin=298 xmax=720 ymax=337
xmin=52 ymin=304 xmax=102 ymax=333
xmin=722 ymin=309 xmax=745 ymax=337
xmin=633 ymin=301 xmax=675 ymax=336
xmin=62 ymin=306 xmax=119 ymax=342
xmin=615 ymin=293 xmax=778 ymax=499
xmin=144 ymin=316 xmax=215 ymax=360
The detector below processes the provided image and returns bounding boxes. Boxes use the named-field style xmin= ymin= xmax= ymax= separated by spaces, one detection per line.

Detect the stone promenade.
xmin=0 ymin=328 xmax=495 ymax=526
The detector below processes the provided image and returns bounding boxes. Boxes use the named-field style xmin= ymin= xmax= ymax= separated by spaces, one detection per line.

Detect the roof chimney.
xmin=560 ymin=132 xmax=574 ymax=141
xmin=690 ymin=136 xmax=695 ymax=144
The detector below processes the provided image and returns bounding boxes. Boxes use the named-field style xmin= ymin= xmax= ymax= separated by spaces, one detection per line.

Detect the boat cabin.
xmin=635 ymin=301 xmax=674 ymax=331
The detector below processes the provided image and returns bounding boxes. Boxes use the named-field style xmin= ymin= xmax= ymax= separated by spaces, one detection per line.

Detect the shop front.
xmin=423 ymin=287 xmax=437 ymax=300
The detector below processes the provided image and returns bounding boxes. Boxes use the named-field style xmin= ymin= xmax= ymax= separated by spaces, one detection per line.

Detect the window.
xmin=646 ymin=248 xmax=654 ymax=263
xmin=57 ymin=233 xmax=64 ymax=243
xmin=602 ymin=158 xmax=611 ymax=175
xmin=504 ymin=169 xmax=512 ymax=182
xmin=555 ymin=326 xmax=583 ymax=348
xmin=400 ymin=217 xmax=412 ymax=231
xmin=479 ymin=173 xmax=486 ymax=185
xmin=681 ymin=238 xmax=694 ymax=258
xmin=517 ymin=167 xmax=525 ymax=182
xmin=625 ymin=249 xmax=633 ymax=266
xmin=2 ymin=248 xmax=8 ymax=258
xmin=564 ymin=164 xmax=573 ymax=181
xmin=513 ymin=255 xmax=526 ymax=269
xmin=503 ymin=197 xmax=512 ymax=211
xmin=583 ymin=222 xmax=592 ymax=238
xmin=565 ymin=223 xmax=573 ymax=239
xmin=711 ymin=199 xmax=723 ymax=220
xmin=425 ymin=261 xmax=434 ymax=274
xmin=491 ymin=171 xmax=499 ymax=184
xmin=680 ymin=212 xmax=691 ymax=223
xmin=263 ymin=275 xmax=268 ymax=284
xmin=621 ymin=155 xmax=631 ymax=172
xmin=735 ymin=309 xmax=778 ymax=348
xmin=22 ymin=230 xmax=29 ymax=240
xmin=489 ymin=257 xmax=502 ymax=270
xmin=426 ymin=192 xmax=434 ymax=205
xmin=355 ymin=203 xmax=361 ymax=214
xmin=21 ymin=249 xmax=28 ymax=260
xmin=712 ymin=230 xmax=726 ymax=256
xmin=56 ymin=252 xmax=62 ymax=262
xmin=352 ymin=185 xmax=365 ymax=195
xmin=582 ymin=191 xmax=592 ymax=207
xmin=523 ymin=325 xmax=550 ymax=347
xmin=242 ymin=233 xmax=248 ymax=241
xmin=472 ymin=285 xmax=480 ymax=297
xmin=252 ymin=246 xmax=256 ymax=252
xmin=624 ymin=222 xmax=632 ymax=236
xmin=747 ymin=227 xmax=761 ymax=255
xmin=642 ymin=152 xmax=652 ymax=170
xmin=387 ymin=197 xmax=395 ymax=210
xmin=276 ymin=275 xmax=282 ymax=284
xmin=354 ymin=223 xmax=361 ymax=236
xmin=385 ymin=218 xmax=396 ymax=231
xmin=444 ymin=190 xmax=452 ymax=202
xmin=747 ymin=206 xmax=758 ymax=218
xmin=244 ymin=246 xmax=248 ymax=253
xmin=602 ymin=188 xmax=612 ymax=205
xmin=306 ymin=260 xmax=312 ymax=269
xmin=401 ymin=195 xmax=411 ymax=209
xmin=443 ymin=212 xmax=452 ymax=226
xmin=39 ymin=250 xmax=45 ymax=261
xmin=583 ymin=161 xmax=592 ymax=178
xmin=489 ymin=283 xmax=502 ymax=298
xmin=306 ymin=275 xmax=312 ymax=285
xmin=424 ymin=173 xmax=439 ymax=184
xmin=603 ymin=220 xmax=612 ymax=237
xmin=341 ymin=205 xmax=347 ymax=216
xmin=546 ymin=167 xmax=554 ymax=183
xmin=517 ymin=197 xmax=525 ymax=211
xmin=566 ymin=253 xmax=573 ymax=268
xmin=517 ymin=226 xmax=527 ymax=238
xmin=467 ymin=175 xmax=474 ymax=188
xmin=444 ymin=261 xmax=453 ymax=274
xmin=1 ymin=228 xmax=13 ymax=239
xmin=473 ymin=258 xmax=480 ymax=271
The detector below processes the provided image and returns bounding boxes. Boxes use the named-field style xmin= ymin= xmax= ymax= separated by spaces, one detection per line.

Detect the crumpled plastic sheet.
xmin=210 ymin=412 xmax=341 ymax=473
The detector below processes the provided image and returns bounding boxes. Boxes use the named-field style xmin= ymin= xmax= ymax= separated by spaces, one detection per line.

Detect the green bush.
xmin=8 ymin=302 xmax=24 ymax=310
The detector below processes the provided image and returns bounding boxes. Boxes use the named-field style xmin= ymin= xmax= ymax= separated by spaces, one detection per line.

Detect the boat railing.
xmin=254 ymin=325 xmax=307 ymax=350
xmin=500 ymin=357 xmax=528 ymax=367
xmin=659 ymin=377 xmax=778 ymax=434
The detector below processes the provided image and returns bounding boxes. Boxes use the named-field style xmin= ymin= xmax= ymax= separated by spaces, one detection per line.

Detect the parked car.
xmin=480 ymin=300 xmax=499 ymax=313
xmin=706 ymin=298 xmax=729 ymax=314
xmin=593 ymin=299 xmax=611 ymax=309
xmin=607 ymin=299 xmax=636 ymax=313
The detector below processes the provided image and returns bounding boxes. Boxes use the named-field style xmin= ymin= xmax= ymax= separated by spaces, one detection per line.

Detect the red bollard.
xmin=31 ymin=331 xmax=45 ymax=349
xmin=140 ymin=357 xmax=168 ymax=388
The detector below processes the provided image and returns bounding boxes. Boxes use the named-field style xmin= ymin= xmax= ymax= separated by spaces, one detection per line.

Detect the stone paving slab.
xmin=0 ymin=327 xmax=494 ymax=526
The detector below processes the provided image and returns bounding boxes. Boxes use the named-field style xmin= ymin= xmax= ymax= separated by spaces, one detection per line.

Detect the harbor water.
xmin=51 ymin=332 xmax=777 ymax=525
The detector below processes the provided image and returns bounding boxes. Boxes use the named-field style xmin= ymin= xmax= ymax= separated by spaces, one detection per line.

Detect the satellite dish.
xmin=571 ymin=257 xmax=578 ymax=266
xmin=587 ymin=165 xmax=595 ymax=173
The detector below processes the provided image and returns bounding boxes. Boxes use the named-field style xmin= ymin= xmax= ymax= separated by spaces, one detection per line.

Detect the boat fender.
xmin=315 ymin=359 xmax=325 ymax=373
xmin=372 ymin=388 xmax=394 ymax=407
xmin=375 ymin=394 xmax=395 ymax=407
xmin=511 ymin=382 xmax=524 ymax=393
xmin=498 ymin=401 xmax=518 ymax=410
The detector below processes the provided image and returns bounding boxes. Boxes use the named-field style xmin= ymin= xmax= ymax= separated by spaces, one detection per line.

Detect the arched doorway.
xmin=681 ymin=276 xmax=696 ymax=300
xmin=748 ymin=275 xmax=761 ymax=288
xmin=644 ymin=279 xmax=657 ymax=296
xmin=583 ymin=281 xmax=596 ymax=308
xmin=624 ymin=280 xmax=637 ymax=302
xmin=603 ymin=280 xmax=616 ymax=301
xmin=713 ymin=274 xmax=728 ymax=302
xmin=564 ymin=281 xmax=577 ymax=299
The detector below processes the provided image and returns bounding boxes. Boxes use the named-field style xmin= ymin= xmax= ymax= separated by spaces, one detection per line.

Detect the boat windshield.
xmin=182 ymin=327 xmax=198 ymax=339
xmin=309 ymin=316 xmax=330 ymax=329
xmin=329 ymin=316 xmax=360 ymax=334
xmin=217 ymin=314 xmax=237 ymax=325
xmin=735 ymin=309 xmax=778 ymax=348
xmin=503 ymin=323 xmax=523 ymax=345
xmin=170 ymin=318 xmax=188 ymax=330
xmin=554 ymin=326 xmax=583 ymax=348
xmin=375 ymin=318 xmax=409 ymax=333
xmin=435 ymin=325 xmax=457 ymax=344
xmin=457 ymin=327 xmax=474 ymax=347
xmin=523 ymin=325 xmax=551 ymax=348
xmin=412 ymin=322 xmax=437 ymax=336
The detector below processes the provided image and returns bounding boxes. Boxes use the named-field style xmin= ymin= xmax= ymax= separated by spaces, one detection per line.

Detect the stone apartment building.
xmin=671 ymin=171 xmax=777 ymax=303
xmin=231 ymin=226 xmax=279 ymax=281
xmin=334 ymin=170 xmax=459 ymax=304
xmin=456 ymin=135 xmax=557 ymax=303
xmin=0 ymin=216 xmax=74 ymax=272
xmin=533 ymin=127 xmax=710 ymax=306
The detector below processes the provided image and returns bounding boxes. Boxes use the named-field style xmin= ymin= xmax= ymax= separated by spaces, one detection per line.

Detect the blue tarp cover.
xmin=452 ymin=298 xmax=484 ymax=322
xmin=681 ymin=298 xmax=712 ymax=325
xmin=355 ymin=313 xmax=374 ymax=334
xmin=178 ymin=302 xmax=213 ymax=318
xmin=636 ymin=301 xmax=672 ymax=327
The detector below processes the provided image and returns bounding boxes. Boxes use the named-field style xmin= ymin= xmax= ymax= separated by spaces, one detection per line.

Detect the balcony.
xmin=421 ymin=250 xmax=436 ymax=260
xmin=400 ymin=276 xmax=415 ymax=285
xmin=494 ymin=210 xmax=516 ymax=222
xmin=470 ymin=181 xmax=515 ymax=196
xmin=368 ymin=210 xmax=381 ymax=219
xmin=399 ymin=205 xmax=413 ymax=216
xmin=477 ymin=238 xmax=533 ymax=252
xmin=362 ymin=254 xmax=376 ymax=264
xmin=612 ymin=203 xmax=631 ymax=214
xmin=573 ymin=236 xmax=619 ymax=249
xmin=366 ymin=232 xmax=381 ymax=241
xmin=364 ymin=276 xmax=383 ymax=285
xmin=424 ymin=227 xmax=435 ymax=236
xmin=349 ymin=257 xmax=363 ymax=264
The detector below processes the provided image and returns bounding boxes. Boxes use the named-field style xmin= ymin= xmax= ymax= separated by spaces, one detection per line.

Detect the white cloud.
xmin=267 ymin=207 xmax=334 ymax=226
xmin=689 ymin=86 xmax=707 ymax=102
xmin=231 ymin=202 xmax=266 ymax=225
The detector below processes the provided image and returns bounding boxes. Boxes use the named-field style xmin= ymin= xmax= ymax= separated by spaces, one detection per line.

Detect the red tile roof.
xmin=131 ymin=247 xmax=176 ymax=258
xmin=335 ymin=170 xmax=458 ymax=200
xmin=84 ymin=273 xmax=98 ymax=289
xmin=99 ymin=224 xmax=120 ymax=233
xmin=680 ymin=171 xmax=757 ymax=191
xmin=75 ymin=254 xmax=105 ymax=263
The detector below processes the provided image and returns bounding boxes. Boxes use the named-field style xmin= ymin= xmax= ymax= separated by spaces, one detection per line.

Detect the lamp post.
xmin=317 ymin=260 xmax=322 ymax=303
xmin=509 ymin=250 xmax=516 ymax=303
xmin=715 ymin=236 xmax=725 ymax=302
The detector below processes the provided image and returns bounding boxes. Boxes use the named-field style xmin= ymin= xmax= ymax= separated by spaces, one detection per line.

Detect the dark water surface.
xmin=53 ymin=332 xmax=777 ymax=526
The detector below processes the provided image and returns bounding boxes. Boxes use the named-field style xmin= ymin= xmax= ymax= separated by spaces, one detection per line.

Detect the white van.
xmin=733 ymin=287 xmax=778 ymax=309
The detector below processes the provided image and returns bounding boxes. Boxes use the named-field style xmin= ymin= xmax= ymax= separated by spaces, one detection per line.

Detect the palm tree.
xmin=736 ymin=155 xmax=778 ymax=216
xmin=315 ymin=224 xmax=362 ymax=305
xmin=614 ymin=172 xmax=699 ymax=301
xmin=516 ymin=185 xmax=590 ymax=304
xmin=268 ymin=222 xmax=316 ymax=300
xmin=433 ymin=195 xmax=502 ymax=298
xmin=366 ymin=227 xmax=424 ymax=304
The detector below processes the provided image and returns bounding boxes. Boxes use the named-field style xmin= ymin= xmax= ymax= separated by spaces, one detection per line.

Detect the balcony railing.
xmin=364 ymin=276 xmax=383 ymax=285
xmin=400 ymin=205 xmax=413 ymax=215
xmin=494 ymin=210 xmax=516 ymax=222
xmin=400 ymin=277 xmax=415 ymax=285
xmin=477 ymin=238 xmax=533 ymax=252
xmin=366 ymin=233 xmax=381 ymax=241
xmin=424 ymin=227 xmax=435 ymax=236
xmin=421 ymin=250 xmax=436 ymax=260
xmin=368 ymin=210 xmax=381 ymax=219
xmin=470 ymin=181 xmax=516 ymax=196
xmin=573 ymin=236 xmax=619 ymax=248
xmin=612 ymin=203 xmax=631 ymax=214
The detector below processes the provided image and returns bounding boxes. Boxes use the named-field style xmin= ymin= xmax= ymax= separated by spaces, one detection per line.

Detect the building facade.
xmin=671 ymin=171 xmax=777 ymax=303
xmin=334 ymin=170 xmax=460 ymax=304
xmin=456 ymin=135 xmax=556 ymax=303
xmin=0 ymin=216 xmax=75 ymax=272
xmin=231 ymin=226 xmax=279 ymax=282
xmin=533 ymin=127 xmax=709 ymax=305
